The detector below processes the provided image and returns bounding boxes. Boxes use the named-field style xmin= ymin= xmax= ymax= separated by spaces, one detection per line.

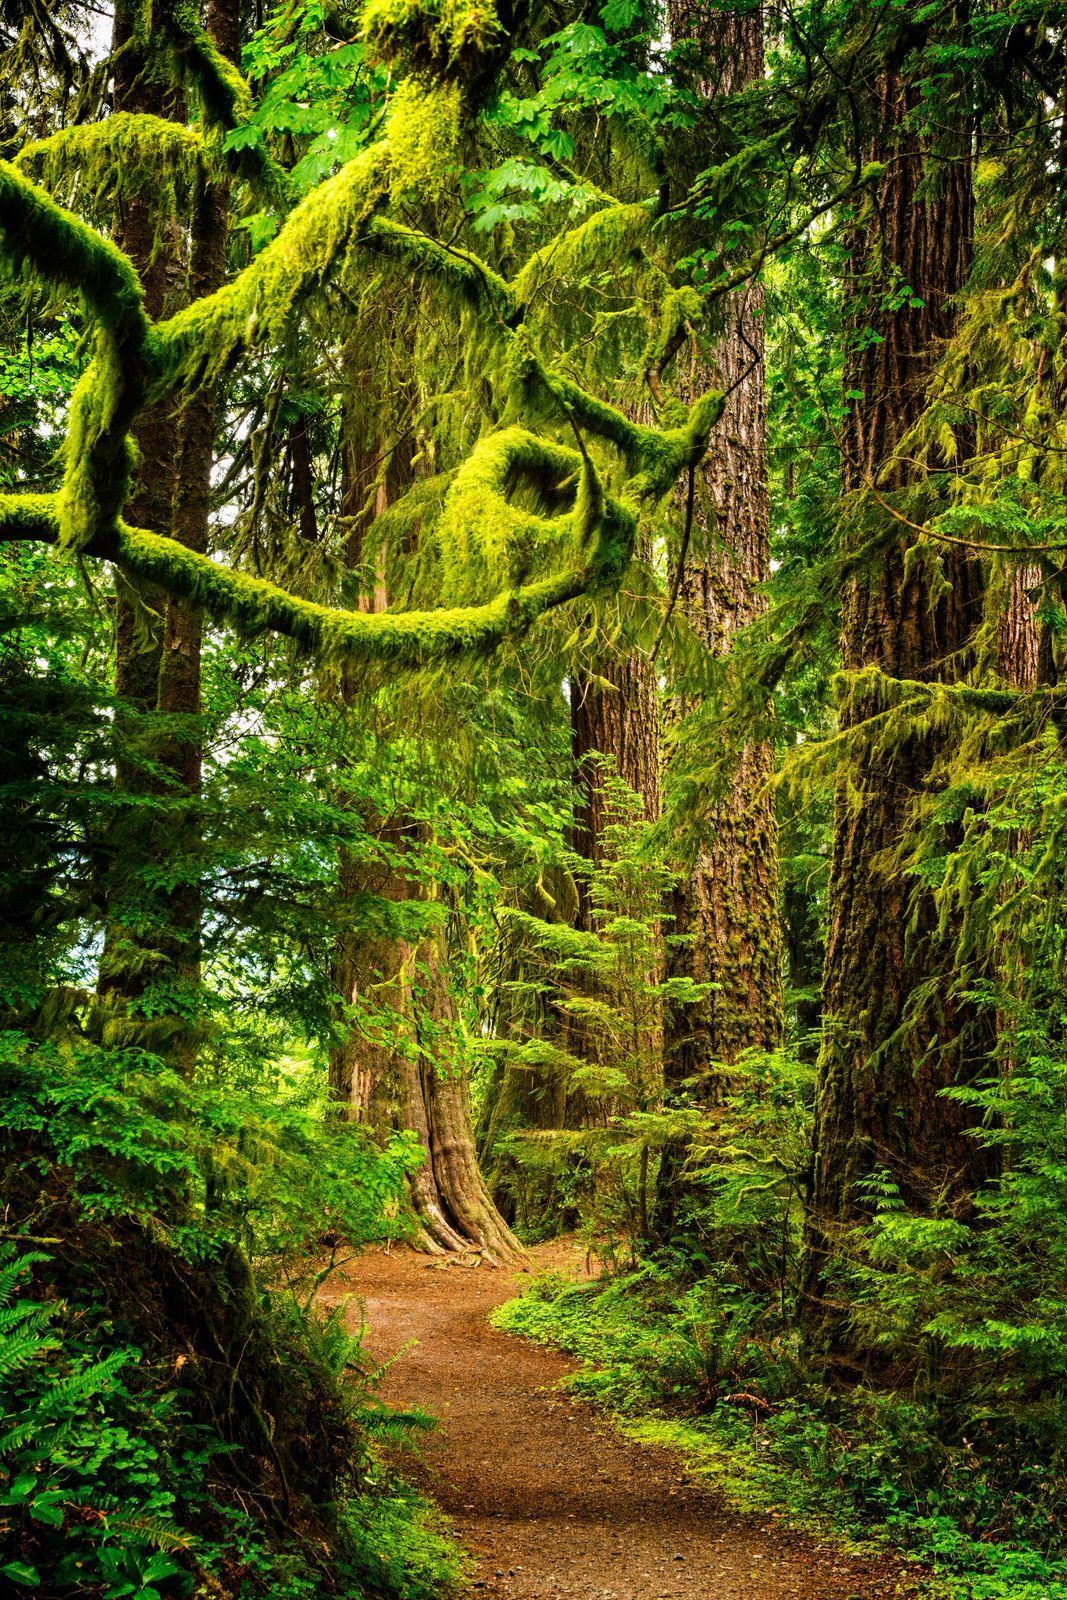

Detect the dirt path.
xmin=328 ymin=1244 xmax=917 ymax=1600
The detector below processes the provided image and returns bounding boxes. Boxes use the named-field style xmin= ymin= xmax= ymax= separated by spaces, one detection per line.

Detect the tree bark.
xmin=808 ymin=71 xmax=987 ymax=1278
xmin=661 ymin=1 xmax=783 ymax=1085
xmin=98 ymin=3 xmax=234 ymax=1073
xmin=155 ymin=0 xmax=236 ymax=1063
xmin=998 ymin=566 xmax=1042 ymax=689
xmin=652 ymin=1 xmax=783 ymax=1245
xmin=569 ymin=653 xmax=660 ymax=928
xmin=98 ymin=10 xmax=187 ymax=1017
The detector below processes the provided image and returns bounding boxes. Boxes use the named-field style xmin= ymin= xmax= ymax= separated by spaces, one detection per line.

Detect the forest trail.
xmin=329 ymin=1244 xmax=917 ymax=1600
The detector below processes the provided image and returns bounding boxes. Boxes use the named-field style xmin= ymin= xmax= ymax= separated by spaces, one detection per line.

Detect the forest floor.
xmin=328 ymin=1242 xmax=922 ymax=1600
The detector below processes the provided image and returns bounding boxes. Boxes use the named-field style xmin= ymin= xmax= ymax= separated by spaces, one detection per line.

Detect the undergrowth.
xmin=497 ymin=1266 xmax=1067 ymax=1600
xmin=494 ymin=1016 xmax=1067 ymax=1600
xmin=0 ymin=1029 xmax=464 ymax=1600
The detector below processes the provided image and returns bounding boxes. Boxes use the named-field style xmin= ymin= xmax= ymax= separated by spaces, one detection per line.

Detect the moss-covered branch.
xmin=155 ymin=142 xmax=388 ymax=392
xmin=0 ymin=0 xmax=733 ymax=667
xmin=0 ymin=160 xmax=150 ymax=351
xmin=0 ymin=492 xmax=627 ymax=666
xmin=15 ymin=114 xmax=207 ymax=207
xmin=364 ymin=216 xmax=518 ymax=324
xmin=120 ymin=0 xmax=288 ymax=201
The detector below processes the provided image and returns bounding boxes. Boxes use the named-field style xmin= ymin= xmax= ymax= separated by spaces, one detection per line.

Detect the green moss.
xmin=16 ymin=114 xmax=207 ymax=224
xmin=56 ymin=337 xmax=141 ymax=550
xmin=361 ymin=0 xmax=504 ymax=95
xmin=384 ymin=79 xmax=463 ymax=200
xmin=0 ymin=161 xmax=149 ymax=350
xmin=156 ymin=141 xmax=388 ymax=391
xmin=515 ymin=201 xmax=656 ymax=309
xmin=364 ymin=217 xmax=517 ymax=322
xmin=0 ymin=0 xmax=732 ymax=667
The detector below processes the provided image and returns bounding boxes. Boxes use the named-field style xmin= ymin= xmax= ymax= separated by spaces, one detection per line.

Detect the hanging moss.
xmin=0 ymin=161 xmax=149 ymax=349
xmin=0 ymin=492 xmax=633 ymax=667
xmin=156 ymin=142 xmax=389 ymax=392
xmin=0 ymin=0 xmax=731 ymax=669
xmin=55 ymin=338 xmax=142 ymax=551
xmin=363 ymin=217 xmax=518 ymax=323
xmin=16 ymin=113 xmax=207 ymax=224
xmin=515 ymin=201 xmax=656 ymax=310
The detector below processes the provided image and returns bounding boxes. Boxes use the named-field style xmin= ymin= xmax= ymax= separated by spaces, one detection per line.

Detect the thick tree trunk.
xmin=998 ymin=566 xmax=1042 ymax=689
xmin=808 ymin=73 xmax=987 ymax=1283
xmin=98 ymin=12 xmax=187 ymax=1016
xmin=332 ymin=826 xmax=522 ymax=1261
xmin=652 ymin=3 xmax=782 ymax=1245
xmin=405 ymin=934 xmax=524 ymax=1260
xmin=661 ymin=3 xmax=783 ymax=1087
xmin=155 ymin=0 xmax=235 ymax=1064
xmin=570 ymin=654 xmax=661 ymax=905
xmin=99 ymin=4 xmax=233 ymax=1072
xmin=564 ymin=651 xmax=661 ymax=1150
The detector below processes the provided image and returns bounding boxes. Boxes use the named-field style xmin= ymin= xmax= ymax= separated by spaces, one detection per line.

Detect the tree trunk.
xmin=998 ymin=566 xmax=1042 ymax=689
xmin=661 ymin=2 xmax=783 ymax=1085
xmin=570 ymin=655 xmax=660 ymax=924
xmin=808 ymin=71 xmax=986 ymax=1282
xmin=98 ymin=3 xmax=234 ymax=1072
xmin=652 ymin=2 xmax=783 ymax=1244
xmin=98 ymin=11 xmax=187 ymax=1018
xmin=155 ymin=0 xmax=236 ymax=1067
xmin=328 ymin=376 xmax=521 ymax=1260
xmin=405 ymin=933 xmax=524 ymax=1261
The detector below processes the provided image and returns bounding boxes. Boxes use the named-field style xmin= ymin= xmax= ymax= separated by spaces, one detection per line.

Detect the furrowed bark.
xmin=653 ymin=0 xmax=783 ymax=1245
xmin=806 ymin=67 xmax=988 ymax=1328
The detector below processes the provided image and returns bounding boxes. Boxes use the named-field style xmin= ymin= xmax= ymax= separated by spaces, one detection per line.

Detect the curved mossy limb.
xmin=437 ymin=426 xmax=631 ymax=600
xmin=514 ymin=200 xmax=657 ymax=308
xmin=15 ymin=114 xmax=208 ymax=215
xmin=362 ymin=217 xmax=518 ymax=325
xmin=155 ymin=143 xmax=389 ymax=393
xmin=0 ymin=0 xmax=729 ymax=652
xmin=0 ymin=165 xmax=165 ymax=554
xmin=515 ymin=354 xmax=726 ymax=500
xmin=0 ymin=160 xmax=150 ymax=350
xmin=0 ymin=493 xmax=634 ymax=667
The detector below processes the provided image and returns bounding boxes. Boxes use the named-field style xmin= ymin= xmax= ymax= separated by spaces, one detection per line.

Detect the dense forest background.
xmin=2 ymin=0 xmax=1066 ymax=1595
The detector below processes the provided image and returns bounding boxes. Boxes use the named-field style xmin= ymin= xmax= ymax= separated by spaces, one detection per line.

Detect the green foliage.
xmin=8 ymin=3 xmax=1067 ymax=1600
xmin=0 ymin=1004 xmax=458 ymax=1599
xmin=482 ymin=766 xmax=711 ymax=1246
xmin=498 ymin=1009 xmax=1067 ymax=1598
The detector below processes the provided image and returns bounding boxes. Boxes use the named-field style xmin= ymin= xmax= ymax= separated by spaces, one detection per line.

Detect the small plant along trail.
xmin=331 ymin=1244 xmax=916 ymax=1600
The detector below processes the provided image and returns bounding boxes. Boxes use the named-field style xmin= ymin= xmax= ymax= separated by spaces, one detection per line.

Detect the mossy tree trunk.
xmin=653 ymin=2 xmax=783 ymax=1243
xmin=403 ymin=931 xmax=524 ymax=1260
xmin=331 ymin=818 xmax=522 ymax=1261
xmin=98 ymin=1 xmax=235 ymax=1071
xmin=806 ymin=71 xmax=989 ymax=1321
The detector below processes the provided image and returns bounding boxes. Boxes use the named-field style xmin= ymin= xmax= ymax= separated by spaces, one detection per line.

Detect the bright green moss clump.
xmin=362 ymin=0 xmax=505 ymax=96
xmin=0 ymin=0 xmax=728 ymax=666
